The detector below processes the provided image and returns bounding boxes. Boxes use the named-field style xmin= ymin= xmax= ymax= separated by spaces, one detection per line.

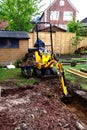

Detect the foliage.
xmin=77 ymin=26 xmax=87 ymax=36
xmin=67 ymin=20 xmax=83 ymax=34
xmin=70 ymin=36 xmax=83 ymax=48
xmin=70 ymin=35 xmax=83 ymax=54
xmin=75 ymin=46 xmax=87 ymax=54
xmin=15 ymin=59 xmax=23 ymax=68
xmin=67 ymin=20 xmax=87 ymax=37
xmin=67 ymin=20 xmax=84 ymax=51
xmin=67 ymin=20 xmax=87 ymax=54
xmin=0 ymin=0 xmax=42 ymax=31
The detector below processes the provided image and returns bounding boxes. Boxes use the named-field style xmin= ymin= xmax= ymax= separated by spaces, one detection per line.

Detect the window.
xmin=0 ymin=39 xmax=19 ymax=48
xmin=63 ymin=11 xmax=73 ymax=21
xmin=50 ymin=11 xmax=59 ymax=20
xmin=59 ymin=0 xmax=65 ymax=6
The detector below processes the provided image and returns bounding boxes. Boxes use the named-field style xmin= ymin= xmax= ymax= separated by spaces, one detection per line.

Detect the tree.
xmin=70 ymin=36 xmax=83 ymax=50
xmin=67 ymin=20 xmax=84 ymax=53
xmin=67 ymin=20 xmax=87 ymax=36
xmin=67 ymin=20 xmax=83 ymax=35
xmin=0 ymin=0 xmax=42 ymax=31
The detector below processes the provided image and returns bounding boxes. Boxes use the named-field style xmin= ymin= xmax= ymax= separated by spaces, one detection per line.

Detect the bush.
xmin=15 ymin=59 xmax=23 ymax=68
xmin=71 ymin=60 xmax=77 ymax=67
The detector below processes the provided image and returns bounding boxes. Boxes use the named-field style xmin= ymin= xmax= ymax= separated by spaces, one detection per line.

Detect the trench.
xmin=44 ymin=78 xmax=87 ymax=126
xmin=66 ymin=91 xmax=87 ymax=125
xmin=1 ymin=85 xmax=34 ymax=97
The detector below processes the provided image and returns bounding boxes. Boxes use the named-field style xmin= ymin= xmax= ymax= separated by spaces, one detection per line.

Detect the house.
xmin=0 ymin=21 xmax=8 ymax=30
xmin=81 ymin=17 xmax=87 ymax=26
xmin=0 ymin=31 xmax=29 ymax=65
xmin=78 ymin=17 xmax=87 ymax=36
xmin=39 ymin=0 xmax=77 ymax=30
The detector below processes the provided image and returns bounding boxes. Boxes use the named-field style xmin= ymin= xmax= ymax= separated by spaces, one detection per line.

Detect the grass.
xmin=72 ymin=57 xmax=87 ymax=62
xmin=64 ymin=63 xmax=87 ymax=70
xmin=0 ymin=68 xmax=37 ymax=86
xmin=0 ymin=68 xmax=20 ymax=82
xmin=59 ymin=57 xmax=87 ymax=63
xmin=81 ymin=50 xmax=87 ymax=53
xmin=0 ymin=63 xmax=87 ymax=90
xmin=63 ymin=64 xmax=87 ymax=90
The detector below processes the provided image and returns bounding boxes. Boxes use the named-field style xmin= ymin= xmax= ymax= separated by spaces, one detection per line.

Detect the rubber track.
xmin=67 ymin=68 xmax=87 ymax=79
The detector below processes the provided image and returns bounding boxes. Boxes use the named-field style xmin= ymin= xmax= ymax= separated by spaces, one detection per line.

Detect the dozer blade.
xmin=60 ymin=94 xmax=72 ymax=104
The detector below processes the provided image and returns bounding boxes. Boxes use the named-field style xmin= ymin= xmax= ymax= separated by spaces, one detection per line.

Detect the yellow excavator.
xmin=20 ymin=22 xmax=72 ymax=103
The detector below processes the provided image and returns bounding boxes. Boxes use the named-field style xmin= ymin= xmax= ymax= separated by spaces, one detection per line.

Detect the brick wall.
xmin=0 ymin=39 xmax=29 ymax=65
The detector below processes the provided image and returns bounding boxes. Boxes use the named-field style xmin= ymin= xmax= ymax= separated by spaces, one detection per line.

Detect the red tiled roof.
xmin=0 ymin=21 xmax=8 ymax=30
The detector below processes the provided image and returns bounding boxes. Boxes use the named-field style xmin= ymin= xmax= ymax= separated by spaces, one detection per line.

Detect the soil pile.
xmin=0 ymin=79 xmax=86 ymax=130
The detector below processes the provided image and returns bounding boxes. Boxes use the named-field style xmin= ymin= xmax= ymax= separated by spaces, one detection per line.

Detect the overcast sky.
xmin=40 ymin=0 xmax=87 ymax=21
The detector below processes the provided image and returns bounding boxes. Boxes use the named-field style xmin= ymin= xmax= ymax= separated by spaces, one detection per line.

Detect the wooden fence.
xmin=28 ymin=32 xmax=87 ymax=54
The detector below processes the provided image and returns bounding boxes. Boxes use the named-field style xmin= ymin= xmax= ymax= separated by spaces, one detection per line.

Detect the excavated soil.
xmin=0 ymin=78 xmax=87 ymax=130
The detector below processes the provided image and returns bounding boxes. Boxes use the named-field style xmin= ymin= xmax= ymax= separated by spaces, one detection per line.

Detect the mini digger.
xmin=20 ymin=22 xmax=72 ymax=103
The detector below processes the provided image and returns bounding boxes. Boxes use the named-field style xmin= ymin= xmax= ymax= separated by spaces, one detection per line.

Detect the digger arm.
xmin=58 ymin=63 xmax=68 ymax=96
xmin=60 ymin=72 xmax=68 ymax=96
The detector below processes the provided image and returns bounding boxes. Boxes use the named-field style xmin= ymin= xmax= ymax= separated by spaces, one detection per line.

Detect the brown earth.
xmin=0 ymin=78 xmax=87 ymax=130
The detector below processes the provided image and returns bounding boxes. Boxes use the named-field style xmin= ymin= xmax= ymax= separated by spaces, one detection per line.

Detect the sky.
xmin=40 ymin=0 xmax=87 ymax=21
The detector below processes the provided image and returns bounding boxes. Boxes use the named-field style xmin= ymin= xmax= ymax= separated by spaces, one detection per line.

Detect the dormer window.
xmin=59 ymin=0 xmax=65 ymax=6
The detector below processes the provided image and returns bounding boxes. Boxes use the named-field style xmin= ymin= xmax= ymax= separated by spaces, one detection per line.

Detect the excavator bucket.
xmin=60 ymin=94 xmax=72 ymax=104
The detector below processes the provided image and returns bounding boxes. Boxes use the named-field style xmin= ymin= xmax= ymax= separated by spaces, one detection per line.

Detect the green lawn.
xmin=0 ymin=68 xmax=20 ymax=82
xmin=0 ymin=63 xmax=87 ymax=90
xmin=0 ymin=68 xmax=37 ymax=86
xmin=59 ymin=57 xmax=87 ymax=63
xmin=63 ymin=64 xmax=87 ymax=90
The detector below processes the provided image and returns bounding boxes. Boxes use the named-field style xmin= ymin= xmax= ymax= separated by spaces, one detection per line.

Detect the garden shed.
xmin=33 ymin=25 xmax=66 ymax=32
xmin=0 ymin=31 xmax=29 ymax=65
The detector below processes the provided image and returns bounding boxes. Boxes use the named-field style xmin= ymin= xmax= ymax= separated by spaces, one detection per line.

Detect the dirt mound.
xmin=0 ymin=79 xmax=86 ymax=130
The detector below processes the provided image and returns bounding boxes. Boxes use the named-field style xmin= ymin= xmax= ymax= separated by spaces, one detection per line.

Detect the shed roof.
xmin=39 ymin=25 xmax=66 ymax=32
xmin=81 ymin=17 xmax=87 ymax=23
xmin=33 ymin=25 xmax=66 ymax=32
xmin=0 ymin=31 xmax=29 ymax=39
